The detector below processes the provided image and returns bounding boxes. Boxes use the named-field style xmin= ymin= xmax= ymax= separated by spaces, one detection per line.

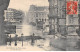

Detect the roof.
xmin=29 ymin=5 xmax=49 ymax=11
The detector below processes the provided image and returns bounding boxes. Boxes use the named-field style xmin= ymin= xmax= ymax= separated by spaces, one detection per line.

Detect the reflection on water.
xmin=22 ymin=25 xmax=32 ymax=36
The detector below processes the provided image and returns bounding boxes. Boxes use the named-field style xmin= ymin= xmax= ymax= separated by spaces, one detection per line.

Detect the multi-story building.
xmin=4 ymin=8 xmax=23 ymax=24
xmin=66 ymin=0 xmax=79 ymax=35
xmin=27 ymin=5 xmax=49 ymax=33
xmin=4 ymin=8 xmax=14 ymax=22
xmin=4 ymin=8 xmax=23 ymax=34
xmin=48 ymin=0 xmax=79 ymax=36
xmin=48 ymin=0 xmax=66 ymax=35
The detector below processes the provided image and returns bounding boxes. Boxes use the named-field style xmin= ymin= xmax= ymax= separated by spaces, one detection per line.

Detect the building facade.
xmin=4 ymin=8 xmax=23 ymax=23
xmin=48 ymin=0 xmax=66 ymax=35
xmin=66 ymin=0 xmax=79 ymax=35
xmin=0 ymin=0 xmax=10 ymax=45
xmin=48 ymin=0 xmax=80 ymax=36
xmin=4 ymin=8 xmax=23 ymax=34
xmin=27 ymin=5 xmax=49 ymax=33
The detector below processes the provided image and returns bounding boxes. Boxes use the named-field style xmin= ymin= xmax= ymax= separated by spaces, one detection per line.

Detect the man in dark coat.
xmin=31 ymin=33 xmax=35 ymax=46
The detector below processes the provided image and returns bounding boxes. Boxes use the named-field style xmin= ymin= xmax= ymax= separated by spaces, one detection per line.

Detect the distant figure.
xmin=15 ymin=34 xmax=18 ymax=46
xmin=6 ymin=34 xmax=9 ymax=45
xmin=9 ymin=35 xmax=12 ymax=46
xmin=33 ymin=33 xmax=35 ymax=36
xmin=31 ymin=33 xmax=35 ymax=46
xmin=21 ymin=33 xmax=23 ymax=47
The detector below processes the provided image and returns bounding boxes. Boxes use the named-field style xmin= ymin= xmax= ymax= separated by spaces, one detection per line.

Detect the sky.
xmin=8 ymin=0 xmax=49 ymax=12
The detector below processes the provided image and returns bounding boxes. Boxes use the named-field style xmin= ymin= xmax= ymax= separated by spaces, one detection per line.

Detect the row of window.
xmin=36 ymin=19 xmax=49 ymax=22
xmin=29 ymin=12 xmax=48 ymax=17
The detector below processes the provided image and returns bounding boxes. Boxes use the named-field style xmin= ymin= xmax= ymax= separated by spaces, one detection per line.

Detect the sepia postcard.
xmin=0 ymin=0 xmax=80 ymax=51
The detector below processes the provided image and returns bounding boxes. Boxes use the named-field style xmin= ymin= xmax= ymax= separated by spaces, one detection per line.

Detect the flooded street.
xmin=6 ymin=38 xmax=51 ymax=51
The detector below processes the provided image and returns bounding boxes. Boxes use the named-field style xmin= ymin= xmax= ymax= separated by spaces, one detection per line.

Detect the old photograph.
xmin=0 ymin=0 xmax=80 ymax=51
